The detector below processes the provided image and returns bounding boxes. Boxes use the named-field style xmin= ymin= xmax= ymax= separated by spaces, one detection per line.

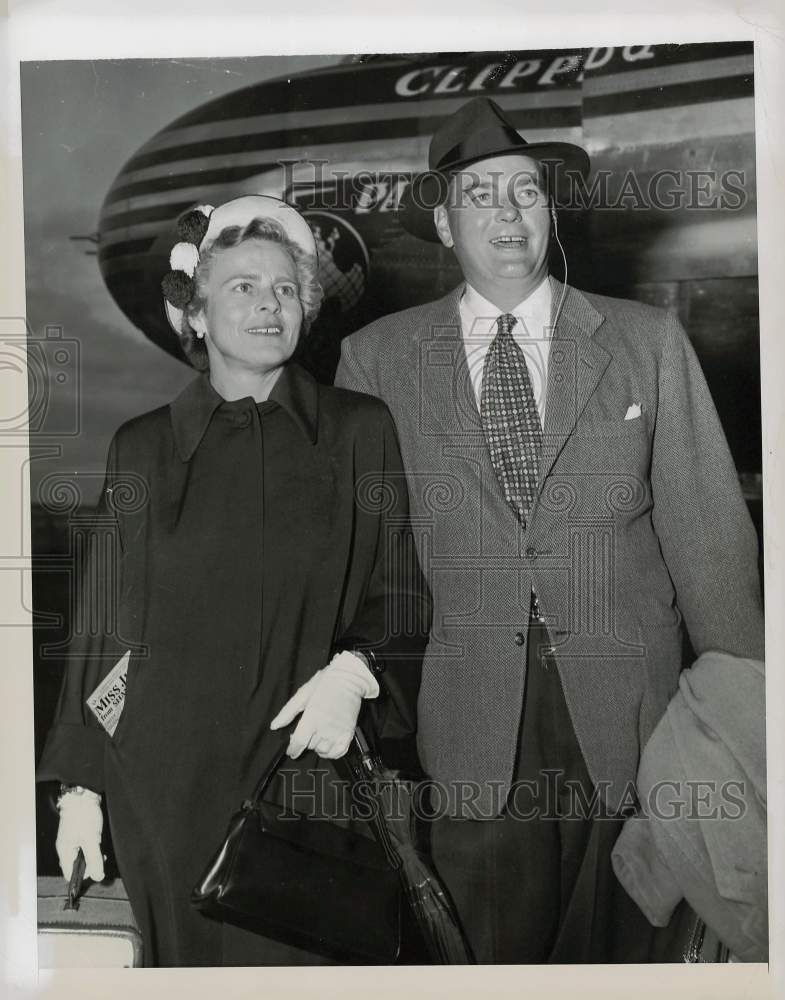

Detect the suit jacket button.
xmin=525 ymin=546 xmax=537 ymax=559
xmin=514 ymin=632 xmax=525 ymax=646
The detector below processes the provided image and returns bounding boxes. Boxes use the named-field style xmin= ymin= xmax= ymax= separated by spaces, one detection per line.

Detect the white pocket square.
xmin=624 ymin=403 xmax=642 ymax=421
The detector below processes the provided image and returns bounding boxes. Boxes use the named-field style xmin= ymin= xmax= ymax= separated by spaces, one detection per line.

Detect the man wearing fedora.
xmin=335 ymin=97 xmax=764 ymax=962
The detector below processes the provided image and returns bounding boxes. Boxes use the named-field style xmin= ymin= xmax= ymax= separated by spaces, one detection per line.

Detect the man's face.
xmin=434 ymin=154 xmax=551 ymax=307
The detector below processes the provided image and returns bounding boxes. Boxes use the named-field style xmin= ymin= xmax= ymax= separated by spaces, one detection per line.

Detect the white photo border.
xmin=1 ymin=2 xmax=783 ymax=997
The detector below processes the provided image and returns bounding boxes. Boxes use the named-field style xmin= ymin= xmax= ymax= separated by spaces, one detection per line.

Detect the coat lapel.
xmin=538 ymin=277 xmax=611 ymax=486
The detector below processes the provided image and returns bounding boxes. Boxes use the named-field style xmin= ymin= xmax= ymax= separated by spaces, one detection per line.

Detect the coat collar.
xmin=271 ymin=360 xmax=319 ymax=446
xmin=547 ymin=274 xmax=604 ymax=340
xmin=415 ymin=275 xmax=605 ymax=342
xmin=170 ymin=362 xmax=318 ymax=461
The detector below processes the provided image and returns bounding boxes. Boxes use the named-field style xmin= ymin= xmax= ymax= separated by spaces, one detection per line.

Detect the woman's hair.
xmin=179 ymin=217 xmax=323 ymax=371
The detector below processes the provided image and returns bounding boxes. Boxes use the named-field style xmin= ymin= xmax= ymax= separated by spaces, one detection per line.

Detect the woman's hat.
xmin=163 ymin=194 xmax=317 ymax=333
xmin=398 ymin=97 xmax=590 ymax=242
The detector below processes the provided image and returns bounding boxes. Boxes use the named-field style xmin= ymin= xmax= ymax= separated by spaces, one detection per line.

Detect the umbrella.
xmin=350 ymin=729 xmax=475 ymax=964
xmin=64 ymin=848 xmax=87 ymax=911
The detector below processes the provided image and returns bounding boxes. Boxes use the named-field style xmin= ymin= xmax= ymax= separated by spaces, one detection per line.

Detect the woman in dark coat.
xmin=37 ymin=195 xmax=431 ymax=967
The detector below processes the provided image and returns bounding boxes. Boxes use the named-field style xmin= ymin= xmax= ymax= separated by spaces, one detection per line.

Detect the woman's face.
xmin=191 ymin=239 xmax=303 ymax=376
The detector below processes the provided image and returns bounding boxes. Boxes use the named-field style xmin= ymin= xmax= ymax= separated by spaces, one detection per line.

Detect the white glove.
xmin=55 ymin=787 xmax=105 ymax=883
xmin=270 ymin=651 xmax=379 ymax=759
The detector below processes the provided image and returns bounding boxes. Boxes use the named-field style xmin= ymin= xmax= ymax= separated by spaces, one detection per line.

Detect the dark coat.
xmin=335 ymin=277 xmax=764 ymax=816
xmin=37 ymin=363 xmax=431 ymax=966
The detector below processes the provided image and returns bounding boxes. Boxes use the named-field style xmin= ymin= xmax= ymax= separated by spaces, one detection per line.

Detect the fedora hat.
xmin=398 ymin=97 xmax=590 ymax=242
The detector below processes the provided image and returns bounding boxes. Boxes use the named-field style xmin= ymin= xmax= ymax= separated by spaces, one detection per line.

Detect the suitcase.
xmin=37 ymin=873 xmax=143 ymax=968
xmin=683 ymin=916 xmax=731 ymax=963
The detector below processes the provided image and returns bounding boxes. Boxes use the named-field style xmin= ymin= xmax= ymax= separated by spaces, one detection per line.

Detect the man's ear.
xmin=434 ymin=205 xmax=454 ymax=248
xmin=549 ymin=195 xmax=558 ymax=230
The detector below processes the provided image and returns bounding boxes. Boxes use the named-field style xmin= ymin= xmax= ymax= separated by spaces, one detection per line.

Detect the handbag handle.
xmin=246 ymin=728 xmax=401 ymax=870
xmin=248 ymin=727 xmax=376 ymax=803
xmin=247 ymin=738 xmax=297 ymax=804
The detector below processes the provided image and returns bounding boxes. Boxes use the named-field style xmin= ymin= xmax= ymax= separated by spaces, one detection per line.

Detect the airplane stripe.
xmin=132 ymin=91 xmax=581 ymax=158
xmin=102 ymin=144 xmax=438 ymax=213
xmin=99 ymin=91 xmax=748 ymax=230
xmin=123 ymin=105 xmax=582 ymax=173
xmin=583 ymin=53 xmax=753 ymax=96
xmin=169 ymin=52 xmax=584 ymax=128
xmin=580 ymin=40 xmax=751 ymax=79
xmin=113 ymin=71 xmax=752 ymax=187
xmin=101 ymin=261 xmax=155 ymax=281
xmin=98 ymin=211 xmax=758 ymax=282
xmin=102 ymin=184 xmax=276 ymax=219
xmin=584 ymin=74 xmax=752 ymax=118
xmin=130 ymin=52 xmax=750 ymax=160
xmin=105 ymin=164 xmax=281 ymax=205
xmin=99 ymin=238 xmax=157 ymax=262
xmin=584 ymin=97 xmax=753 ymax=149
xmin=165 ymin=44 xmax=749 ymax=129
xmin=100 ymin=214 xmax=224 ymax=243
xmin=104 ymin=122 xmax=584 ymax=203
xmin=100 ymin=202 xmax=197 ymax=234
xmin=108 ymin=140 xmax=434 ymax=198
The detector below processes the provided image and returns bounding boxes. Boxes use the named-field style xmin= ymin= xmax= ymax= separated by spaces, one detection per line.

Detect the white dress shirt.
xmin=459 ymin=277 xmax=553 ymax=425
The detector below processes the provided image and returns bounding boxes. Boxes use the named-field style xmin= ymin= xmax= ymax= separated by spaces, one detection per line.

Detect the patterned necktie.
xmin=480 ymin=313 xmax=543 ymax=526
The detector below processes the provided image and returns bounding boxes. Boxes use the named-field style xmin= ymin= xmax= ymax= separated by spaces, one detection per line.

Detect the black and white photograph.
xmin=1 ymin=3 xmax=783 ymax=997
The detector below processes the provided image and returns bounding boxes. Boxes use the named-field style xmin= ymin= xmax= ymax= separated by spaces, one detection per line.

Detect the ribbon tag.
xmin=86 ymin=650 xmax=131 ymax=736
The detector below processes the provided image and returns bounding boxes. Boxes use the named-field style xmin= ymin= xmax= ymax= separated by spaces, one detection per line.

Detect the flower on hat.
xmin=162 ymin=204 xmax=216 ymax=313
xmin=161 ymin=271 xmax=194 ymax=310
xmin=169 ymin=242 xmax=200 ymax=277
xmin=177 ymin=205 xmax=214 ymax=245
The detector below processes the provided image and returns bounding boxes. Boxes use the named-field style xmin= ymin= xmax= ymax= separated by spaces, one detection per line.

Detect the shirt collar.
xmin=461 ymin=276 xmax=553 ymax=338
xmin=170 ymin=361 xmax=318 ymax=461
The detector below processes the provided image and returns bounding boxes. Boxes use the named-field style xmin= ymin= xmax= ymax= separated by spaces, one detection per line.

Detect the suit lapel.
xmin=538 ymin=277 xmax=611 ymax=486
xmin=417 ymin=286 xmax=520 ymax=526
xmin=416 ymin=286 xmax=483 ymax=438
xmin=415 ymin=279 xmax=611 ymax=518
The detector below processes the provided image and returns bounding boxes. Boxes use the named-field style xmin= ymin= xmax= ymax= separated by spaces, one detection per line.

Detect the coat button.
xmin=525 ymin=546 xmax=537 ymax=559
xmin=514 ymin=632 xmax=525 ymax=646
xmin=234 ymin=411 xmax=251 ymax=428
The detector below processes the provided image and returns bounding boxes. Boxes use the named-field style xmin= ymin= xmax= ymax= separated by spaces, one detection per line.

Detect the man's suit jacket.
xmin=335 ymin=276 xmax=764 ymax=815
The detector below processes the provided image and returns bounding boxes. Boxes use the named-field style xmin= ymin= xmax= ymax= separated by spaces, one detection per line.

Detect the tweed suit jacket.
xmin=335 ymin=276 xmax=764 ymax=815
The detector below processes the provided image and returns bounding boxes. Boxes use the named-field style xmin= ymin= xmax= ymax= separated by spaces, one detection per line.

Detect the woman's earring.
xmin=196 ymin=330 xmax=205 ymax=340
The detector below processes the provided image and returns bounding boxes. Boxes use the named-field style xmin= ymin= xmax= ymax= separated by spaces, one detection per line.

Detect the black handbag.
xmin=191 ymin=730 xmax=403 ymax=963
